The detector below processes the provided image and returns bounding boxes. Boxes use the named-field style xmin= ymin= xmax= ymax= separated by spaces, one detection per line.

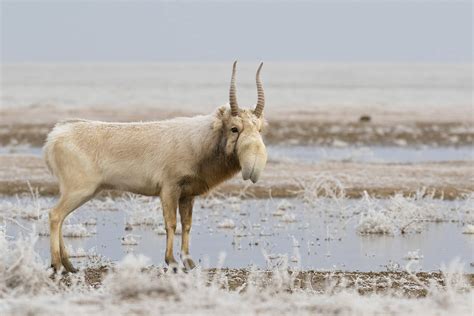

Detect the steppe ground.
xmin=0 ymin=104 xmax=473 ymax=315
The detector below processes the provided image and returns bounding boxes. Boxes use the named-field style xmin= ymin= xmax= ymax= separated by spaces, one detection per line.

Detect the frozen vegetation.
xmin=0 ymin=183 xmax=474 ymax=270
xmin=217 ymin=219 xmax=236 ymax=229
xmin=0 ymin=178 xmax=472 ymax=315
xmin=0 ymin=231 xmax=472 ymax=315
xmin=462 ymin=224 xmax=474 ymax=234
xmin=121 ymin=234 xmax=140 ymax=246
xmin=403 ymin=250 xmax=424 ymax=261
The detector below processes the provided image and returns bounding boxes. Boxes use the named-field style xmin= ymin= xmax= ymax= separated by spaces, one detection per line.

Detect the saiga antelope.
xmin=44 ymin=62 xmax=268 ymax=272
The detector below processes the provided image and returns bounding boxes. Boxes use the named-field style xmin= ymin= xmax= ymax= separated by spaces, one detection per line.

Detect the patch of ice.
xmin=66 ymin=245 xmax=95 ymax=258
xmin=267 ymin=253 xmax=284 ymax=260
xmin=280 ymin=213 xmax=297 ymax=223
xmin=121 ymin=234 xmax=139 ymax=246
xmin=272 ymin=209 xmax=285 ymax=217
xmin=259 ymin=230 xmax=273 ymax=237
xmin=83 ymin=218 xmax=97 ymax=226
xmin=230 ymin=204 xmax=241 ymax=212
xmin=332 ymin=139 xmax=348 ymax=147
xmin=63 ymin=224 xmax=91 ymax=238
xmin=394 ymin=139 xmax=407 ymax=146
xmin=125 ymin=213 xmax=160 ymax=226
xmin=462 ymin=224 xmax=474 ymax=234
xmin=154 ymin=224 xmax=182 ymax=235
xmin=403 ymin=250 xmax=424 ymax=260
xmin=277 ymin=200 xmax=294 ymax=211
xmin=233 ymin=229 xmax=248 ymax=237
xmin=155 ymin=226 xmax=166 ymax=235
xmin=217 ymin=219 xmax=236 ymax=229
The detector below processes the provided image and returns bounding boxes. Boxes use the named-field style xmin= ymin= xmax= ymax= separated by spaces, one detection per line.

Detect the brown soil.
xmin=1 ymin=121 xmax=472 ymax=147
xmin=1 ymin=107 xmax=472 ymax=146
xmin=65 ymin=266 xmax=474 ymax=298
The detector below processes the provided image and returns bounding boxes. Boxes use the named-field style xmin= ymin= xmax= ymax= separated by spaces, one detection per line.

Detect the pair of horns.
xmin=229 ymin=61 xmax=265 ymax=117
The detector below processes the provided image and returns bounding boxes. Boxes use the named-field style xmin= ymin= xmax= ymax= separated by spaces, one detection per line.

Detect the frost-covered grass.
xmin=121 ymin=193 xmax=162 ymax=226
xmin=0 ymin=185 xmax=473 ymax=314
xmin=403 ymin=250 xmax=424 ymax=261
xmin=355 ymin=191 xmax=473 ymax=235
xmin=0 ymin=184 xmax=472 ymax=271
xmin=217 ymin=219 xmax=236 ymax=229
xmin=0 ymin=183 xmax=52 ymax=220
xmin=0 ymin=232 xmax=472 ymax=316
xmin=65 ymin=245 xmax=96 ymax=258
xmin=120 ymin=234 xmax=140 ymax=246
xmin=462 ymin=224 xmax=474 ymax=234
xmin=290 ymin=175 xmax=472 ymax=235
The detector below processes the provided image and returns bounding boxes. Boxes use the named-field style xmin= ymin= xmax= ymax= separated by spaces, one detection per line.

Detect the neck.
xmin=196 ymin=115 xmax=241 ymax=191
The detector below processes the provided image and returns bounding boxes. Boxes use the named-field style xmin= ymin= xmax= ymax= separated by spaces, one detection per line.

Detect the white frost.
xmin=217 ymin=219 xmax=236 ymax=229
xmin=403 ymin=250 xmax=424 ymax=260
xmin=462 ymin=224 xmax=474 ymax=234
xmin=121 ymin=234 xmax=139 ymax=246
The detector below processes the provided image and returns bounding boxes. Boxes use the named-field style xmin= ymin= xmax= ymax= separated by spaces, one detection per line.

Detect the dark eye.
xmin=231 ymin=127 xmax=239 ymax=133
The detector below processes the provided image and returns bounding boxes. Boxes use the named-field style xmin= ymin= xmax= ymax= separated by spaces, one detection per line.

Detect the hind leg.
xmin=60 ymin=233 xmax=77 ymax=273
xmin=50 ymin=187 xmax=95 ymax=272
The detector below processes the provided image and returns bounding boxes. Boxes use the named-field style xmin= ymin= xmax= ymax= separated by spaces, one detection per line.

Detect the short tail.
xmin=43 ymin=120 xmax=79 ymax=176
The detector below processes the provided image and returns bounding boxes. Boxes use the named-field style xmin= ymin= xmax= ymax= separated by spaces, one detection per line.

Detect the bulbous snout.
xmin=237 ymin=135 xmax=267 ymax=183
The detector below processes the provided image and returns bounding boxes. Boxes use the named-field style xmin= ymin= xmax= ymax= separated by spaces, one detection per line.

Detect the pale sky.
xmin=1 ymin=1 xmax=472 ymax=62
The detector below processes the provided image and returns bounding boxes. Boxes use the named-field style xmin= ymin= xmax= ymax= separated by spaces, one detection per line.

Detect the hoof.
xmin=50 ymin=264 xmax=62 ymax=274
xmin=62 ymin=257 xmax=78 ymax=273
xmin=51 ymin=264 xmax=78 ymax=275
xmin=65 ymin=266 xmax=79 ymax=274
xmin=183 ymin=258 xmax=196 ymax=271
xmin=166 ymin=262 xmax=179 ymax=274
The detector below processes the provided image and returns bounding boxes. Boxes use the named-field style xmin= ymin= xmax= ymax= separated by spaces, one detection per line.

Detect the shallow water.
xmin=0 ymin=146 xmax=43 ymax=155
xmin=268 ymin=145 xmax=474 ymax=163
xmin=3 ymin=197 xmax=473 ymax=272
xmin=2 ymin=145 xmax=473 ymax=164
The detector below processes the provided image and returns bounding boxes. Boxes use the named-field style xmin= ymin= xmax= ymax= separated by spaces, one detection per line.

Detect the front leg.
xmin=160 ymin=186 xmax=180 ymax=271
xmin=179 ymin=196 xmax=195 ymax=270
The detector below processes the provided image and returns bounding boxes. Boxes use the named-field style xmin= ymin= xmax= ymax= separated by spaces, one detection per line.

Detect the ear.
xmin=216 ymin=106 xmax=226 ymax=117
xmin=261 ymin=118 xmax=269 ymax=133
xmin=212 ymin=106 xmax=226 ymax=131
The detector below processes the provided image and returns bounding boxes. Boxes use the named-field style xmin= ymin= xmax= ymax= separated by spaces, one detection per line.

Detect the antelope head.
xmin=222 ymin=61 xmax=268 ymax=183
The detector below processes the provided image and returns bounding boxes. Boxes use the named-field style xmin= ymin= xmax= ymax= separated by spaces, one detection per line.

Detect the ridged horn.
xmin=229 ymin=61 xmax=239 ymax=116
xmin=254 ymin=62 xmax=265 ymax=117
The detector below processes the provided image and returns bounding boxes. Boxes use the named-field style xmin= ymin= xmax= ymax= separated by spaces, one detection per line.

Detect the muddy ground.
xmin=2 ymin=106 xmax=473 ymax=199
xmin=66 ymin=266 xmax=474 ymax=298
xmin=1 ymin=106 xmax=473 ymax=147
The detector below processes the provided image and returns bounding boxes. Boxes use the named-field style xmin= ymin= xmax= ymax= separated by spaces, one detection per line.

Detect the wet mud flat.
xmin=1 ymin=103 xmax=474 ymax=147
xmin=74 ymin=266 xmax=474 ymax=298
xmin=2 ymin=118 xmax=473 ymax=147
